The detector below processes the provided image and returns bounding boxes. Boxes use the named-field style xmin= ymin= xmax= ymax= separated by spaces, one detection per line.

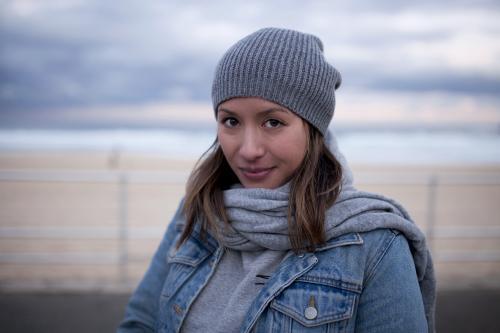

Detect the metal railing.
xmin=1 ymin=168 xmax=500 ymax=290
xmin=354 ymin=172 xmax=500 ymax=262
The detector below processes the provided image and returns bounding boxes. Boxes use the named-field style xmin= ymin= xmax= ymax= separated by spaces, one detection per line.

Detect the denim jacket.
xmin=118 ymin=202 xmax=428 ymax=333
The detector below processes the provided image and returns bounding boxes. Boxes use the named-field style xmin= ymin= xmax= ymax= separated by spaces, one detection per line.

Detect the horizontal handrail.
xmin=0 ymin=252 xmax=119 ymax=264
xmin=1 ymin=169 xmax=500 ymax=185
xmin=436 ymin=251 xmax=500 ymax=262
xmin=0 ymin=226 xmax=165 ymax=239
xmin=355 ymin=173 xmax=500 ymax=185
xmin=2 ymin=250 xmax=500 ymax=265
xmin=1 ymin=225 xmax=500 ymax=239
xmin=0 ymin=169 xmax=190 ymax=184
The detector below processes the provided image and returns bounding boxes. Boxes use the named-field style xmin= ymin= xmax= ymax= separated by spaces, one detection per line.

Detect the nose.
xmin=239 ymin=128 xmax=265 ymax=161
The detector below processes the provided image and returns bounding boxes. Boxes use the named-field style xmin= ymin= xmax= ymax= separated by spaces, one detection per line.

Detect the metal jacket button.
xmin=304 ymin=296 xmax=318 ymax=320
xmin=173 ymin=304 xmax=183 ymax=315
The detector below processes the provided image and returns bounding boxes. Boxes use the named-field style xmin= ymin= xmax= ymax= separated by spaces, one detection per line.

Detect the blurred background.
xmin=1 ymin=0 xmax=499 ymax=332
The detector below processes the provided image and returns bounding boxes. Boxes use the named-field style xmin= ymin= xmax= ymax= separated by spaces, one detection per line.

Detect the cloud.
xmin=1 ymin=0 xmax=499 ymax=127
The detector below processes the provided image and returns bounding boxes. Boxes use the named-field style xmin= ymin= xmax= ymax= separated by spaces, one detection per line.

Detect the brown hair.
xmin=178 ymin=124 xmax=343 ymax=252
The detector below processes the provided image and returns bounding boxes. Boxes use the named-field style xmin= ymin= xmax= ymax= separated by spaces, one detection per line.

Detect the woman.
xmin=118 ymin=27 xmax=435 ymax=333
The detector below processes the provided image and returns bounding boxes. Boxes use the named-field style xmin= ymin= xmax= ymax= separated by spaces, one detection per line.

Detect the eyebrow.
xmin=218 ymin=107 xmax=290 ymax=116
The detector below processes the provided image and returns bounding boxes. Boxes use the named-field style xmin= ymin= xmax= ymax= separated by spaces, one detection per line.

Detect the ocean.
xmin=0 ymin=127 xmax=499 ymax=165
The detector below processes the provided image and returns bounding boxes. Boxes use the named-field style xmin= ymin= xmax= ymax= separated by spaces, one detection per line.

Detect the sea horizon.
xmin=0 ymin=125 xmax=499 ymax=165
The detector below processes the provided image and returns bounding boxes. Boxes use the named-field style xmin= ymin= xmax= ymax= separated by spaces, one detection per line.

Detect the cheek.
xmin=291 ymin=129 xmax=308 ymax=160
xmin=291 ymin=141 xmax=308 ymax=166
xmin=217 ymin=131 xmax=236 ymax=160
xmin=275 ymin=131 xmax=308 ymax=168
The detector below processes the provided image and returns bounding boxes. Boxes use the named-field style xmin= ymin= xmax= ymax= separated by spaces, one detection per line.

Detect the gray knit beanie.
xmin=212 ymin=27 xmax=342 ymax=135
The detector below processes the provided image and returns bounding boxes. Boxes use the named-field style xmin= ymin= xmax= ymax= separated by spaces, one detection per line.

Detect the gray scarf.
xmin=216 ymin=132 xmax=436 ymax=332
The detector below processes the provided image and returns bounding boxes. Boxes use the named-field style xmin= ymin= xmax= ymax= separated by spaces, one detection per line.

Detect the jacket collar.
xmin=181 ymin=219 xmax=363 ymax=255
xmin=316 ymin=232 xmax=363 ymax=252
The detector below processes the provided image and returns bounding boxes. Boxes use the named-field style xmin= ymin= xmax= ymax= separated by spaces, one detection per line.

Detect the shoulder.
xmin=320 ymin=228 xmax=404 ymax=261
xmin=357 ymin=229 xmax=412 ymax=283
xmin=359 ymin=228 xmax=404 ymax=258
xmin=316 ymin=229 xmax=412 ymax=284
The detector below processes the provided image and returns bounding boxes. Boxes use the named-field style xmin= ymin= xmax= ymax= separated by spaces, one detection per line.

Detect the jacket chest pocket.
xmin=268 ymin=280 xmax=359 ymax=333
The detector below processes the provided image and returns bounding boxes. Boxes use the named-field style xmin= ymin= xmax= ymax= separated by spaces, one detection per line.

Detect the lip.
xmin=239 ymin=167 xmax=275 ymax=181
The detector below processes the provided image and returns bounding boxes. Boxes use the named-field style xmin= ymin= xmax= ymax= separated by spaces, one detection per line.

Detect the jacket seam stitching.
xmin=363 ymin=231 xmax=399 ymax=286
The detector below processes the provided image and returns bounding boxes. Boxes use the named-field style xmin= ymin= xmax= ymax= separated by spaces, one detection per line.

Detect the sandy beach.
xmin=1 ymin=150 xmax=499 ymax=291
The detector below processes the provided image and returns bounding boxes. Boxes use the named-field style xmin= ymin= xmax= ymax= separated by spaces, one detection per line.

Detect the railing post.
xmin=426 ymin=174 xmax=438 ymax=254
xmin=118 ymin=172 xmax=129 ymax=287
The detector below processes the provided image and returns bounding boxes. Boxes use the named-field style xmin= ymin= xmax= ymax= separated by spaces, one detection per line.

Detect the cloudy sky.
xmin=1 ymin=0 xmax=499 ymax=128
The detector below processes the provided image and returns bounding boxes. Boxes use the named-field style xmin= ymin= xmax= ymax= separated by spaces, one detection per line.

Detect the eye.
xmin=263 ymin=119 xmax=283 ymax=128
xmin=222 ymin=117 xmax=239 ymax=128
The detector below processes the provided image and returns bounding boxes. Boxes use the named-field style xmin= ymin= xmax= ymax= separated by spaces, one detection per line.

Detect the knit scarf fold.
xmin=219 ymin=184 xmax=290 ymax=251
xmin=219 ymin=181 xmax=436 ymax=332
xmin=220 ymin=182 xmax=430 ymax=282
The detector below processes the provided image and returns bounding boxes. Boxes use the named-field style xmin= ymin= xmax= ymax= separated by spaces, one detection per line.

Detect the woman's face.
xmin=217 ymin=97 xmax=308 ymax=189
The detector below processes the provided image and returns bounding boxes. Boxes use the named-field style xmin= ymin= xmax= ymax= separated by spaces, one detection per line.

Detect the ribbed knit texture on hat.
xmin=212 ymin=27 xmax=342 ymax=135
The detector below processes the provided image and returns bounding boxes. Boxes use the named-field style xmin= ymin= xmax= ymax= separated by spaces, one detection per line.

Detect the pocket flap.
xmin=270 ymin=280 xmax=357 ymax=327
